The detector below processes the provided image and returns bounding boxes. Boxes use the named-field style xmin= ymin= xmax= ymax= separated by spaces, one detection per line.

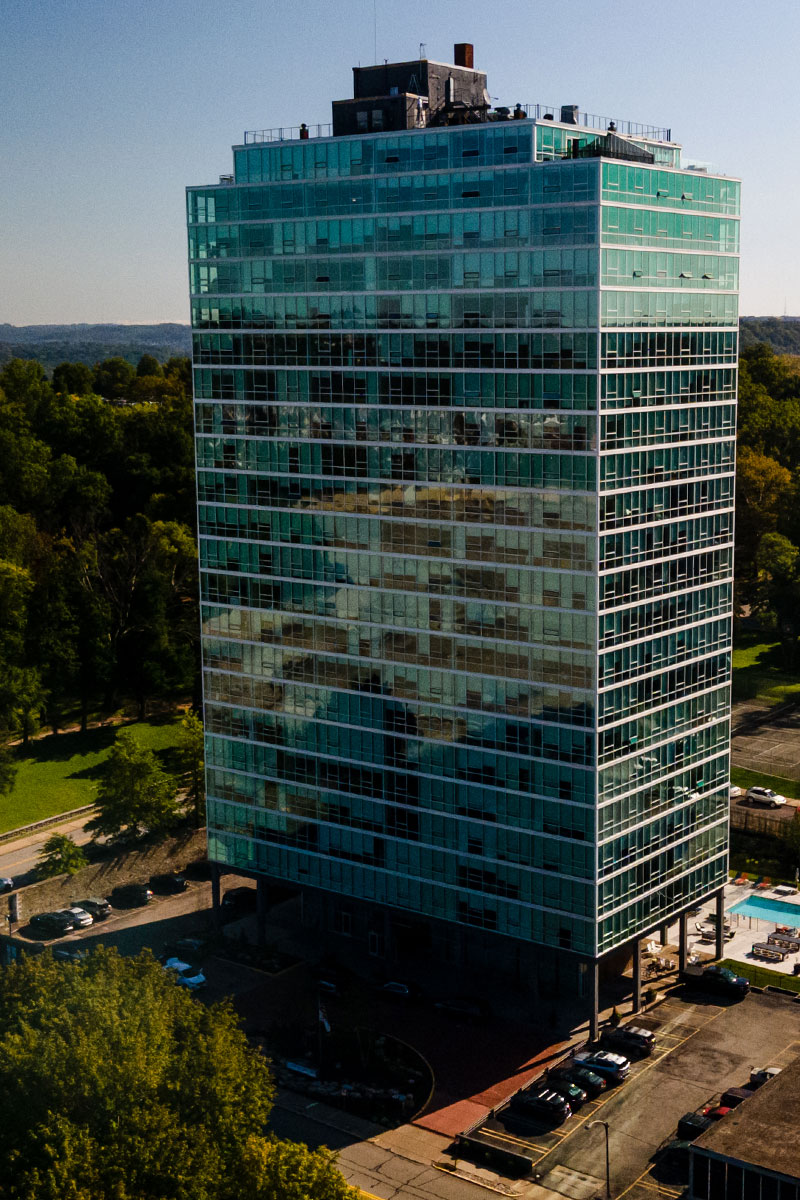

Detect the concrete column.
xmin=679 ymin=912 xmax=688 ymax=973
xmin=716 ymin=887 xmax=726 ymax=961
xmin=660 ymin=922 xmax=670 ymax=946
xmin=256 ymin=877 xmax=268 ymax=947
xmin=210 ymin=864 xmax=221 ymax=931
xmin=632 ymin=939 xmax=642 ymax=1014
xmin=589 ymin=960 xmax=600 ymax=1043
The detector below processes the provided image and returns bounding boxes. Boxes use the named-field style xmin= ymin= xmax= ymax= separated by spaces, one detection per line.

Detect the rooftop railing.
xmin=245 ymin=123 xmax=332 ymax=144
xmin=242 ymin=107 xmax=672 ymax=146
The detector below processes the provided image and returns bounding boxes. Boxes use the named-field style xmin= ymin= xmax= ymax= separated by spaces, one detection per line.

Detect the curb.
xmin=0 ymin=806 xmax=96 ymax=846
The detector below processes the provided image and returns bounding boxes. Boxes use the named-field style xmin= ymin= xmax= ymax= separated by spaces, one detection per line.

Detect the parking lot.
xmin=464 ymin=989 xmax=800 ymax=1199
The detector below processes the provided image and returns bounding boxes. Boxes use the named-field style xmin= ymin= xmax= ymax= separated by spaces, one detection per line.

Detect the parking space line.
xmin=528 ymin=999 xmax=726 ymax=1176
xmin=615 ymin=1164 xmax=661 ymax=1200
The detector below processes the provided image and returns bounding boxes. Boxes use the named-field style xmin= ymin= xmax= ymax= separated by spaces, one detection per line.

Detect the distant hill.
xmin=0 ymin=324 xmax=191 ymax=372
xmin=740 ymin=316 xmax=800 ymax=355
xmin=2 ymin=317 xmax=797 ymax=375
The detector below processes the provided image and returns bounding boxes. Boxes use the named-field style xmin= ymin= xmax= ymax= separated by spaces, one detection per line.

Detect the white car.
xmin=62 ymin=906 xmax=93 ymax=928
xmin=164 ymin=958 xmax=206 ymax=990
xmin=729 ymin=785 xmax=743 ymax=799
xmin=745 ymin=787 xmax=787 ymax=809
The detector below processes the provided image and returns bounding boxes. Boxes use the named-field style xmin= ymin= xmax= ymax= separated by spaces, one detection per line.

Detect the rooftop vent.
xmin=560 ymin=104 xmax=579 ymax=125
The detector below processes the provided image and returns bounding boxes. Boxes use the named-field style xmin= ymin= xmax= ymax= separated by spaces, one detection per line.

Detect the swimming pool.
xmin=730 ymin=894 xmax=800 ymax=924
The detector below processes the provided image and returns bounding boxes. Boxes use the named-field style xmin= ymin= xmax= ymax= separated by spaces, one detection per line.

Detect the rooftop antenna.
xmin=419 ymin=42 xmax=426 ymax=58
xmin=373 ymin=0 xmax=377 ymax=62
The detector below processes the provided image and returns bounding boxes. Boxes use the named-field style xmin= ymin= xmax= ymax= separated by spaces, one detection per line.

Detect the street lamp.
xmin=588 ymin=1120 xmax=611 ymax=1200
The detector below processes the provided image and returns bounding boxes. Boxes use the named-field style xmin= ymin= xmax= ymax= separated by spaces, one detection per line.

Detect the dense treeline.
xmin=740 ymin=316 xmax=800 ymax=356
xmin=736 ymin=344 xmax=800 ymax=660
xmin=0 ymin=354 xmax=197 ymax=762
xmin=0 ymin=323 xmax=191 ymax=372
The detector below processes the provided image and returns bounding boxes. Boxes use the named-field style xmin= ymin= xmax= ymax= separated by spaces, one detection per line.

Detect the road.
xmin=0 ymin=811 xmax=99 ymax=883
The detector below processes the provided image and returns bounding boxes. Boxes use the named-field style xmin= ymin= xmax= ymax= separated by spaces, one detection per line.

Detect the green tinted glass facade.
xmin=188 ymin=116 xmax=739 ymax=965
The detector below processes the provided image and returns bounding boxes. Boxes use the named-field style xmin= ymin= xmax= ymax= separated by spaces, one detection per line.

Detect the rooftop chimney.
xmin=454 ymin=43 xmax=474 ymax=69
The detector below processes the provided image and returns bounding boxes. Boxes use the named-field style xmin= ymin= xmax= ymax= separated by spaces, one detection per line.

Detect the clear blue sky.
xmin=1 ymin=0 xmax=797 ymax=324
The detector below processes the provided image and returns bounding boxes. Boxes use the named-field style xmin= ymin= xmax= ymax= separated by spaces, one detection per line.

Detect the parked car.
xmin=702 ymin=1105 xmax=732 ymax=1121
xmin=163 ymin=958 xmax=206 ymax=991
xmin=729 ymin=786 xmax=743 ymax=799
xmin=63 ymin=906 xmax=93 ymax=928
xmin=601 ymin=1025 xmax=656 ymax=1058
xmin=750 ymin=1067 xmax=781 ymax=1088
xmin=432 ymin=995 xmax=491 ymax=1021
xmin=745 ymin=787 xmax=787 ymax=809
xmin=720 ymin=1087 xmax=755 ymax=1108
xmin=75 ymin=897 xmax=111 ymax=920
xmin=379 ymin=980 xmax=423 ymax=1000
xmin=546 ymin=1077 xmax=587 ymax=1108
xmin=572 ymin=1050 xmax=630 ymax=1083
xmin=111 ymin=883 xmax=153 ymax=908
xmin=151 ymin=872 xmax=188 ymax=894
xmin=677 ymin=1112 xmax=713 ymax=1141
xmin=682 ymin=963 xmax=750 ymax=998
xmin=169 ymin=936 xmax=211 ymax=958
xmin=29 ymin=911 xmax=75 ymax=937
xmin=0 ymin=877 xmax=14 ymax=894
xmin=53 ymin=947 xmax=91 ymax=964
xmin=548 ymin=1064 xmax=608 ymax=1098
xmin=221 ymin=886 xmax=257 ymax=913
xmin=510 ymin=1087 xmax=571 ymax=1124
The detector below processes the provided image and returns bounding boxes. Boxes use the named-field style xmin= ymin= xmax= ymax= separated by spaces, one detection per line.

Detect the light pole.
xmin=589 ymin=1120 xmax=611 ymax=1200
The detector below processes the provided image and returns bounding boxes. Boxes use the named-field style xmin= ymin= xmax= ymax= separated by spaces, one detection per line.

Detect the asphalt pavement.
xmin=0 ymin=811 xmax=99 ymax=883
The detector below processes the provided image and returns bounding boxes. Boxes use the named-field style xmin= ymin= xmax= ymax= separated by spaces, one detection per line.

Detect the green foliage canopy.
xmin=89 ymin=727 xmax=179 ymax=841
xmin=37 ymin=831 xmax=88 ymax=877
xmin=0 ymin=948 xmax=280 ymax=1199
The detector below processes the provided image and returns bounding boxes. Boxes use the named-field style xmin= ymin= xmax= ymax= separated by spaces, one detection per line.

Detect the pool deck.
xmin=683 ymin=882 xmax=800 ymax=977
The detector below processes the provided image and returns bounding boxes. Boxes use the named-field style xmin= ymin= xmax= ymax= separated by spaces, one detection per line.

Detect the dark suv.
xmin=601 ymin=1025 xmax=656 ymax=1058
xmin=221 ymin=886 xmax=257 ymax=914
xmin=690 ymin=964 xmax=750 ymax=999
xmin=111 ymin=883 xmax=154 ymax=908
xmin=75 ymin=897 xmax=111 ymax=921
xmin=30 ymin=911 xmax=75 ymax=937
xmin=510 ymin=1088 xmax=571 ymax=1124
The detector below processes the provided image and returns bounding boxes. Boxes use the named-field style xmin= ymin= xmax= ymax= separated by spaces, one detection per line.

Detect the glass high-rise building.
xmin=188 ymin=48 xmax=739 ymax=1017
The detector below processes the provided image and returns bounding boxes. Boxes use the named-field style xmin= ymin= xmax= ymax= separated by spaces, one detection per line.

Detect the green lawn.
xmin=1 ymin=717 xmax=185 ymax=836
xmin=732 ymin=634 xmax=800 ymax=705
xmin=730 ymin=766 xmax=800 ymax=800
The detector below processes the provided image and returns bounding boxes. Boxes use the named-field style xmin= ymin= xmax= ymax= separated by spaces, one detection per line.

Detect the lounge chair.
xmin=733 ymin=875 xmax=749 ymax=886
xmin=756 ymin=878 xmax=772 ymax=890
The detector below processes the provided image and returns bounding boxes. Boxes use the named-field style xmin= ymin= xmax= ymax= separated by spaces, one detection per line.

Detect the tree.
xmin=178 ymin=709 xmax=205 ymax=826
xmin=37 ymin=832 xmax=88 ymax=878
xmin=0 ymin=747 xmax=16 ymax=798
xmin=91 ymin=356 xmax=136 ymax=401
xmin=0 ymin=948 xmax=280 ymax=1199
xmin=52 ymin=361 xmax=94 ymax=396
xmin=89 ymin=728 xmax=179 ymax=841
xmin=136 ymin=353 xmax=163 ymax=378
xmin=235 ymin=1136 xmax=359 ymax=1200
xmin=6 ymin=665 xmax=47 ymax=747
